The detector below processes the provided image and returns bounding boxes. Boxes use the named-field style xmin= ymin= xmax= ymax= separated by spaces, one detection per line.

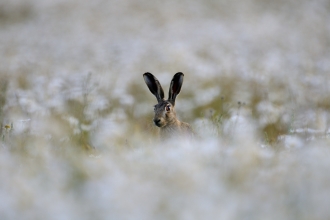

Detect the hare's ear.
xmin=143 ymin=72 xmax=165 ymax=103
xmin=168 ymin=72 xmax=184 ymax=106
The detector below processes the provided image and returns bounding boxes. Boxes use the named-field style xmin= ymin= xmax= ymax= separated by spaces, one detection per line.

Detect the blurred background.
xmin=1 ymin=0 xmax=330 ymax=219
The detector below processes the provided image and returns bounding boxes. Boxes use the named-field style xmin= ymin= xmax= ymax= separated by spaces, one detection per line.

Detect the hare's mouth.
xmin=153 ymin=118 xmax=165 ymax=127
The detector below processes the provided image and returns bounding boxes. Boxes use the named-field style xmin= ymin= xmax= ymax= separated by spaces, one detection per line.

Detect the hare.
xmin=143 ymin=72 xmax=193 ymax=139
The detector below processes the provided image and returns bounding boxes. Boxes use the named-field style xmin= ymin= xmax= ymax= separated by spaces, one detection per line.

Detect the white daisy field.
xmin=0 ymin=0 xmax=330 ymax=219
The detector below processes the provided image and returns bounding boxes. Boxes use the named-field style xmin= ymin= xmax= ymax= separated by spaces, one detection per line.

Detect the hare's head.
xmin=143 ymin=72 xmax=184 ymax=128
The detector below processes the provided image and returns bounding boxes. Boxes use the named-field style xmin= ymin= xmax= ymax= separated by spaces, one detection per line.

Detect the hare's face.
xmin=153 ymin=101 xmax=176 ymax=127
xmin=143 ymin=72 xmax=184 ymax=128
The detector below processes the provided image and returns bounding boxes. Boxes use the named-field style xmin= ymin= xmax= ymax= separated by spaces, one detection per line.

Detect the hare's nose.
xmin=153 ymin=118 xmax=161 ymax=125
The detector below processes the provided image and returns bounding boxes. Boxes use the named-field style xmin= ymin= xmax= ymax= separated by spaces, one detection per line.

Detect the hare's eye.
xmin=154 ymin=106 xmax=156 ymax=111
xmin=165 ymin=105 xmax=171 ymax=112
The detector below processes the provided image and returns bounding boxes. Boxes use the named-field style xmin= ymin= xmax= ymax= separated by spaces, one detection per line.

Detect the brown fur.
xmin=143 ymin=72 xmax=193 ymax=140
